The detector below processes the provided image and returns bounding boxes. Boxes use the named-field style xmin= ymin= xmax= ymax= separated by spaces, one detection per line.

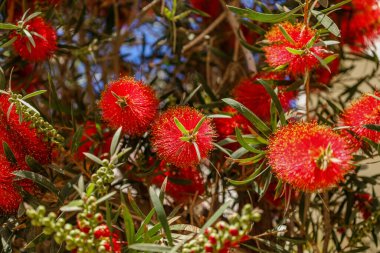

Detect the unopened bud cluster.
xmin=91 ymin=159 xmax=115 ymax=195
xmin=9 ymin=93 xmax=64 ymax=146
xmin=183 ymin=204 xmax=261 ymax=253
xmin=26 ymin=196 xmax=118 ymax=253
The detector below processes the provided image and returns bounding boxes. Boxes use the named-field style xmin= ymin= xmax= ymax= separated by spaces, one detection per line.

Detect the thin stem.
xmin=305 ymin=70 xmax=311 ymax=121
xmin=304 ymin=0 xmax=310 ymax=26
xmin=322 ymin=192 xmax=331 ymax=253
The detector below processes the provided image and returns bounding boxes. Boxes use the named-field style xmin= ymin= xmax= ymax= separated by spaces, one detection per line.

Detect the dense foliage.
xmin=0 ymin=0 xmax=380 ymax=252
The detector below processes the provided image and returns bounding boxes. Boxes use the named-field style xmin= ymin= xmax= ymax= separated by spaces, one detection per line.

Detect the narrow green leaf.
xmin=227 ymin=162 xmax=268 ymax=186
xmin=128 ymin=243 xmax=171 ymax=252
xmin=285 ymin=47 xmax=304 ymax=55
xmin=182 ymin=84 xmax=202 ymax=105
xmin=278 ymin=24 xmax=295 ymax=44
xmin=13 ymin=171 xmax=60 ymax=198
xmin=71 ymin=125 xmax=84 ymax=153
xmin=1 ymin=37 xmax=17 ymax=48
xmin=22 ymin=90 xmax=47 ymax=100
xmin=23 ymin=29 xmax=36 ymax=48
xmin=311 ymin=10 xmax=340 ymax=37
xmin=83 ymin=152 xmax=103 ymax=165
xmin=0 ymin=23 xmax=19 ymax=30
xmin=321 ymin=0 xmax=351 ymax=13
xmin=200 ymin=200 xmax=233 ymax=233
xmin=257 ymin=79 xmax=287 ymax=125
xmin=95 ymin=191 xmax=117 ymax=205
xmin=227 ymin=5 xmax=302 ymax=23
xmin=174 ymin=117 xmax=189 ymax=135
xmin=222 ymin=98 xmax=271 ymax=137
xmin=135 ymin=208 xmax=156 ymax=239
xmin=363 ymin=124 xmax=380 ymax=132
xmin=192 ymin=116 xmax=206 ymax=134
xmin=23 ymin=12 xmax=42 ymax=23
xmin=235 ymin=128 xmax=266 ymax=154
xmin=2 ymin=141 xmax=17 ymax=164
xmin=149 ymin=187 xmax=173 ymax=246
xmin=193 ymin=142 xmax=201 ymax=162
xmin=110 ymin=127 xmax=123 ymax=156
xmin=121 ymin=193 xmax=135 ymax=245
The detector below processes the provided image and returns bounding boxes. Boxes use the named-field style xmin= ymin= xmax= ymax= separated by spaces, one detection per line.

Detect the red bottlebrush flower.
xmin=10 ymin=17 xmax=57 ymax=61
xmin=315 ymin=58 xmax=340 ymax=85
xmin=262 ymin=22 xmax=330 ymax=76
xmin=340 ymin=92 xmax=380 ymax=143
xmin=190 ymin=0 xmax=223 ymax=18
xmin=0 ymin=94 xmax=52 ymax=165
xmin=0 ymin=155 xmax=32 ymax=214
xmin=213 ymin=106 xmax=250 ymax=140
xmin=267 ymin=122 xmax=353 ymax=192
xmin=74 ymin=121 xmax=112 ymax=160
xmin=336 ymin=0 xmax=380 ymax=50
xmin=151 ymin=106 xmax=215 ymax=168
xmin=233 ymin=72 xmax=297 ymax=121
xmin=152 ymin=162 xmax=204 ymax=202
xmin=99 ymin=76 xmax=158 ymax=136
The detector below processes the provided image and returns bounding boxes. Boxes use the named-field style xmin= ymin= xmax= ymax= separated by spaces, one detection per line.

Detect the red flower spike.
xmin=337 ymin=0 xmax=380 ymax=51
xmin=94 ymin=224 xmax=122 ymax=253
xmin=190 ymin=0 xmax=223 ymax=18
xmin=315 ymin=58 xmax=340 ymax=85
xmin=99 ymin=76 xmax=158 ymax=136
xmin=233 ymin=72 xmax=297 ymax=121
xmin=151 ymin=106 xmax=215 ymax=168
xmin=10 ymin=17 xmax=57 ymax=61
xmin=262 ymin=22 xmax=330 ymax=76
xmin=213 ymin=106 xmax=250 ymax=140
xmin=152 ymin=162 xmax=205 ymax=202
xmin=0 ymin=155 xmax=27 ymax=214
xmin=0 ymin=94 xmax=52 ymax=165
xmin=267 ymin=122 xmax=353 ymax=192
xmin=341 ymin=92 xmax=380 ymax=143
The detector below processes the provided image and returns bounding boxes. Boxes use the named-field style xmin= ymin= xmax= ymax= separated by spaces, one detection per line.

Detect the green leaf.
xmin=2 ymin=141 xmax=17 ymax=164
xmin=285 ymin=47 xmax=304 ymax=55
xmin=200 ymin=200 xmax=233 ymax=233
xmin=13 ymin=171 xmax=60 ymax=199
xmin=23 ymin=12 xmax=42 ymax=23
xmin=174 ymin=117 xmax=189 ymax=135
xmin=22 ymin=90 xmax=47 ymax=100
xmin=311 ymin=10 xmax=340 ymax=37
xmin=95 ymin=191 xmax=117 ymax=205
xmin=318 ymin=0 xmax=329 ymax=8
xmin=149 ymin=187 xmax=173 ymax=246
xmin=128 ymin=243 xmax=171 ymax=252
xmin=321 ymin=0 xmax=351 ymax=13
xmin=83 ymin=152 xmax=103 ymax=165
xmin=227 ymin=162 xmax=268 ymax=186
xmin=110 ymin=127 xmax=123 ymax=156
xmin=235 ymin=128 xmax=266 ymax=154
xmin=363 ymin=124 xmax=380 ymax=132
xmin=192 ymin=116 xmax=207 ymax=134
xmin=25 ymin=156 xmax=44 ymax=172
xmin=227 ymin=5 xmax=302 ymax=23
xmin=182 ymin=84 xmax=202 ymax=105
xmin=71 ymin=125 xmax=84 ymax=153
xmin=135 ymin=208 xmax=156 ymax=239
xmin=193 ymin=142 xmax=201 ymax=162
xmin=0 ymin=23 xmax=19 ymax=30
xmin=121 ymin=193 xmax=135 ymax=245
xmin=60 ymin=200 xmax=84 ymax=212
xmin=0 ymin=37 xmax=17 ymax=48
xmin=257 ymin=79 xmax=287 ymax=125
xmin=278 ymin=24 xmax=295 ymax=44
xmin=313 ymin=40 xmax=340 ymax=47
xmin=222 ymin=98 xmax=271 ymax=137
xmin=22 ymin=29 xmax=36 ymax=48
xmin=310 ymin=51 xmax=331 ymax=72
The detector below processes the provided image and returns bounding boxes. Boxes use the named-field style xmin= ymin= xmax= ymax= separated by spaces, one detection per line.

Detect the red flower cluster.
xmin=267 ymin=122 xmax=353 ymax=192
xmin=10 ymin=17 xmax=57 ymax=61
xmin=152 ymin=162 xmax=204 ymax=203
xmin=355 ymin=193 xmax=373 ymax=220
xmin=340 ymin=92 xmax=380 ymax=143
xmin=233 ymin=72 xmax=297 ymax=121
xmin=151 ymin=106 xmax=215 ymax=168
xmin=315 ymin=58 xmax=340 ymax=85
xmin=213 ymin=106 xmax=250 ymax=140
xmin=99 ymin=76 xmax=159 ymax=136
xmin=0 ymin=94 xmax=52 ymax=213
xmin=263 ymin=22 xmax=330 ymax=76
xmin=337 ymin=0 xmax=380 ymax=50
xmin=190 ymin=0 xmax=223 ymax=18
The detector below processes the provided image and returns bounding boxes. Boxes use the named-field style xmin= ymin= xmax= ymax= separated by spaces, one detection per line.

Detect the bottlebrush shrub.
xmin=213 ymin=106 xmax=250 ymax=140
xmin=267 ymin=122 xmax=353 ymax=191
xmin=10 ymin=16 xmax=57 ymax=61
xmin=340 ymin=92 xmax=380 ymax=143
xmin=151 ymin=161 xmax=204 ymax=203
xmin=233 ymin=72 xmax=297 ymax=121
xmin=262 ymin=22 xmax=331 ymax=75
xmin=99 ymin=76 xmax=159 ymax=135
xmin=151 ymin=106 xmax=215 ymax=168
